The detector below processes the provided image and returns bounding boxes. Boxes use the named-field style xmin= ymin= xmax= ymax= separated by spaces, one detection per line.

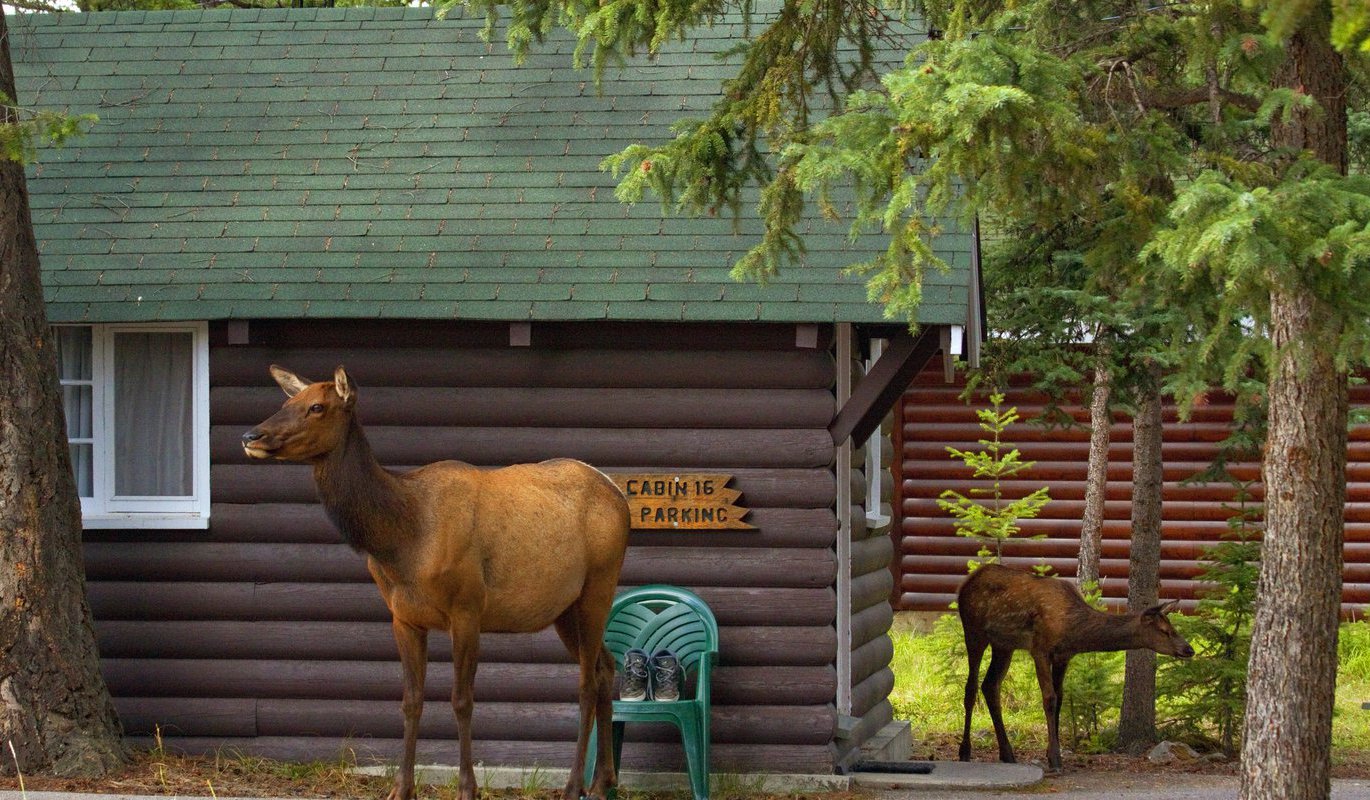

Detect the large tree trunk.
xmin=1076 ymin=360 xmax=1111 ymax=590
xmin=1240 ymin=8 xmax=1348 ymax=800
xmin=1116 ymin=364 xmax=1162 ymax=753
xmin=0 ymin=13 xmax=125 ymax=777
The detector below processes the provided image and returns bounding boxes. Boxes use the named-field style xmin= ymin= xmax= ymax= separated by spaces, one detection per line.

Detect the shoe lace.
xmin=654 ymin=657 xmax=680 ymax=692
xmin=625 ymin=653 xmax=650 ymax=681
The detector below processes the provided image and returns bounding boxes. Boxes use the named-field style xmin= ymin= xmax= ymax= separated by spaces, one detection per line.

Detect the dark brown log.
xmin=205 ymin=501 xmax=838 ymax=547
xmin=101 ymin=660 xmax=836 ymax=706
xmin=851 ymin=533 xmax=893 ymax=578
xmin=88 ymin=582 xmax=270 ymax=622
xmin=83 ymin=543 xmax=837 ymax=588
xmin=843 ymin=700 xmax=893 ymax=755
xmin=213 ymin=425 xmax=835 ymax=469
xmin=851 ymin=569 xmax=894 ymax=612
xmin=129 ymin=735 xmax=838 ymax=773
xmin=619 ymin=508 xmax=838 ymax=549
xmin=88 ymin=582 xmax=835 ymax=627
xmin=233 ymin=699 xmax=834 ymax=745
xmin=851 ymin=667 xmax=895 ymax=719
xmin=223 ymin=321 xmax=835 ymax=354
xmin=214 ymin=386 xmax=835 ymax=430
xmin=620 ymin=547 xmax=836 ymax=588
xmin=213 ymin=348 xmax=835 ymax=390
xmin=850 ymin=631 xmax=894 ymax=687
xmin=95 ymin=621 xmax=838 ymax=666
xmin=113 ymin=698 xmax=256 ymax=738
xmin=211 ymin=467 xmax=837 ymax=509
xmin=83 ymin=543 xmax=372 ymax=583
xmin=850 ymin=602 xmax=893 ymax=650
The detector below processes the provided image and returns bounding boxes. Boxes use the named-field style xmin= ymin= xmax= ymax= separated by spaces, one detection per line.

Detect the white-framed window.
xmin=53 ymin=322 xmax=210 ymax=529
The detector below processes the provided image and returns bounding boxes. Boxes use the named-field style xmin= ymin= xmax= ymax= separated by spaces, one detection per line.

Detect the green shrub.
xmin=1155 ymin=492 xmax=1259 ymax=757
xmin=1060 ymin=584 xmax=1124 ymax=753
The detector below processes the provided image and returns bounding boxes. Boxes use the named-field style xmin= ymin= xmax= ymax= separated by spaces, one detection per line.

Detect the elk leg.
xmin=553 ymin=597 xmax=617 ymax=800
xmin=981 ymin=645 xmax=1016 ymax=764
xmin=449 ymin=619 xmax=481 ymax=800
xmin=1051 ymin=659 xmax=1069 ymax=761
xmin=1033 ymin=652 xmax=1062 ymax=773
xmin=959 ymin=635 xmax=987 ymax=762
xmin=388 ymin=620 xmax=428 ymax=800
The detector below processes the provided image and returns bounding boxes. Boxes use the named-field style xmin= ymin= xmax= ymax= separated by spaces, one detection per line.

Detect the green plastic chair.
xmin=584 ymin=584 xmax=719 ymax=800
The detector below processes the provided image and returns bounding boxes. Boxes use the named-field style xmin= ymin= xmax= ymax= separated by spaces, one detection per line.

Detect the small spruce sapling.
xmin=937 ymin=392 xmax=1052 ymax=570
xmin=1156 ymin=396 xmax=1263 ymax=757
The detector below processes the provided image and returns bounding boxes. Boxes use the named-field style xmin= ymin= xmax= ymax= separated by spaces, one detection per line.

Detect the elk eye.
xmin=308 ymin=403 xmax=325 ymax=414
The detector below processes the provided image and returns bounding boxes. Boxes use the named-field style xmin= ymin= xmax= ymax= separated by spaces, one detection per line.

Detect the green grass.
xmin=893 ymin=616 xmax=1370 ymax=759
xmin=1334 ymin=619 xmax=1370 ymax=758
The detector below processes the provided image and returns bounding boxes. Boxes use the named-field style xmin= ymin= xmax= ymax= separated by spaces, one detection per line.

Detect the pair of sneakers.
xmin=620 ymin=648 xmax=681 ymax=702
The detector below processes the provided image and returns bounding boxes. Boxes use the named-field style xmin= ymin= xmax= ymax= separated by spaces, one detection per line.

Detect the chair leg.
xmin=584 ymin=724 xmax=598 ymax=795
xmin=679 ymin=716 xmax=708 ymax=800
xmin=611 ymin=721 xmax=625 ymax=775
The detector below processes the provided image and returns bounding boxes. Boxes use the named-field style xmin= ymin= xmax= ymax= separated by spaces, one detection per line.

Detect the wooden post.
xmin=835 ymin=323 xmax=853 ymax=717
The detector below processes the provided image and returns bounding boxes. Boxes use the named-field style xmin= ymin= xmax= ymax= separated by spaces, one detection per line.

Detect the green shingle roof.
xmin=13 ymin=7 xmax=974 ymax=324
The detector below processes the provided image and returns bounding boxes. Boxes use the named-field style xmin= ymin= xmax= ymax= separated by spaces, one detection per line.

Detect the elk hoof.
xmin=384 ymin=784 xmax=416 ymax=800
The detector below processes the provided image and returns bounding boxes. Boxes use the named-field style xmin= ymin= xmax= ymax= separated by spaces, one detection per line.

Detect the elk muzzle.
xmin=241 ymin=428 xmax=274 ymax=459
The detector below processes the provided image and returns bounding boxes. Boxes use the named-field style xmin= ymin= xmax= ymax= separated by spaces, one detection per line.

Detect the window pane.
xmin=113 ymin=331 xmax=193 ymax=497
xmin=54 ymin=327 xmax=92 ymax=380
xmin=69 ymin=443 xmax=93 ymax=498
xmin=62 ymin=385 xmax=92 ymax=439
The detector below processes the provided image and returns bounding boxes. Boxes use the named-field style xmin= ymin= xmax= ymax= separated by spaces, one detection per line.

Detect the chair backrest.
xmin=603 ymin=585 xmax=719 ymax=674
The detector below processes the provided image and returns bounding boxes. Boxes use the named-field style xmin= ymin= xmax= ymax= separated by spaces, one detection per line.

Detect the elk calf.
xmin=956 ymin=564 xmax=1194 ymax=772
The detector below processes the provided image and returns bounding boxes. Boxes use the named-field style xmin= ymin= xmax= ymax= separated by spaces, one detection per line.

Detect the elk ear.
xmin=1143 ymin=600 xmax=1179 ymax=618
xmin=333 ymin=366 xmax=355 ymax=407
xmin=269 ymin=365 xmax=311 ymax=398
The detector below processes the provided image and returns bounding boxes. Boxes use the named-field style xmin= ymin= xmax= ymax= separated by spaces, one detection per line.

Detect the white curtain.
xmin=55 ymin=326 xmax=93 ymax=497
xmin=113 ymin=331 xmax=193 ymax=497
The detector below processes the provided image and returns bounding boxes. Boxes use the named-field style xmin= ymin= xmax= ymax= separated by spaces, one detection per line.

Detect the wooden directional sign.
xmin=612 ymin=473 xmax=755 ymax=531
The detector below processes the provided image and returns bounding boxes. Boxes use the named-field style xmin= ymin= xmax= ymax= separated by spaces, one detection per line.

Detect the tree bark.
xmin=1116 ymin=363 xmax=1162 ymax=753
xmin=1240 ymin=8 xmax=1348 ymax=800
xmin=1076 ymin=360 xmax=1111 ymax=590
xmin=0 ymin=13 xmax=125 ymax=777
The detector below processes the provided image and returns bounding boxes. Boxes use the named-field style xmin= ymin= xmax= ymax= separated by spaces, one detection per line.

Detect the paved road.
xmin=879 ymin=774 xmax=1370 ymax=799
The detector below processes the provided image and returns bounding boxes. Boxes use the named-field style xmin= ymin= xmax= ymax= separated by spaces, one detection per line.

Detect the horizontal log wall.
xmin=87 ymin=320 xmax=843 ymax=773
xmin=895 ymin=366 xmax=1370 ymax=613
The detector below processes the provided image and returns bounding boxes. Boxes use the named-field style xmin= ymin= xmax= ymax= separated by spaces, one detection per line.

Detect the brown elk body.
xmin=242 ymin=366 xmax=630 ymax=800
xmin=956 ymin=564 xmax=1194 ymax=772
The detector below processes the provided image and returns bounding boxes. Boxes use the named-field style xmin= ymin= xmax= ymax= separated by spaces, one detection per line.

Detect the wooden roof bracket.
xmin=828 ymin=325 xmax=942 ymax=446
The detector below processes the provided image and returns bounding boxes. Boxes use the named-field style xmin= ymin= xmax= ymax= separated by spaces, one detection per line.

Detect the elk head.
xmin=241 ymin=365 xmax=357 ymax=462
xmin=1139 ymin=600 xmax=1195 ymax=658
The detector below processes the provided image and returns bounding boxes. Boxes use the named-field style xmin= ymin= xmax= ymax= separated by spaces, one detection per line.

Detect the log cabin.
xmin=12 ymin=6 xmax=980 ymax=774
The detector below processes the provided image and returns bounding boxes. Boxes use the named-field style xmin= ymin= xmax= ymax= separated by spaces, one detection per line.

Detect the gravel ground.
xmin=881 ymin=773 xmax=1370 ymax=799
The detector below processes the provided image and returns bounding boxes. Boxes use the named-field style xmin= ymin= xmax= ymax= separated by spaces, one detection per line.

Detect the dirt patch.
xmin=2 ymin=747 xmax=1368 ymax=798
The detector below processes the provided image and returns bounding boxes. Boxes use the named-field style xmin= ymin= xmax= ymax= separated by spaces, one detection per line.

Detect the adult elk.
xmin=242 ymin=366 xmax=630 ymax=800
xmin=957 ymin=564 xmax=1194 ymax=772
